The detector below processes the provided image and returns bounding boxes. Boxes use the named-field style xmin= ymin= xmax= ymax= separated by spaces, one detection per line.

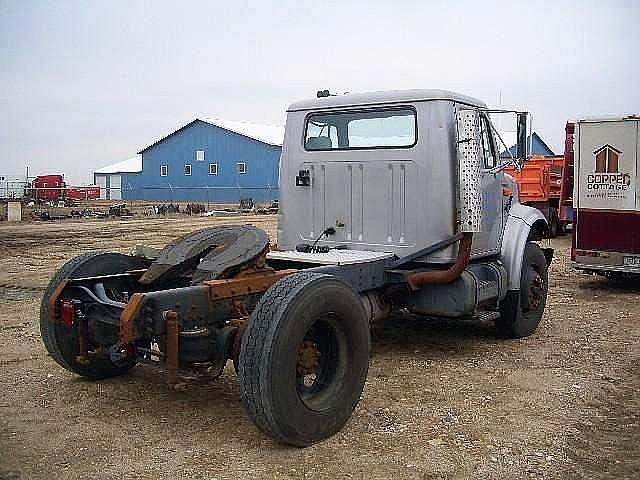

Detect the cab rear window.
xmin=304 ymin=107 xmax=417 ymax=150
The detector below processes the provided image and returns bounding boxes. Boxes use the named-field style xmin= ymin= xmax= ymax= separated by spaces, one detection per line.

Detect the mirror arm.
xmin=486 ymin=119 xmax=521 ymax=175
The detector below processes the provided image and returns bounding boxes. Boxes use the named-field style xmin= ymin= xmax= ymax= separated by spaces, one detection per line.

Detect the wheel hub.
xmin=297 ymin=340 xmax=321 ymax=376
xmin=527 ymin=268 xmax=544 ymax=311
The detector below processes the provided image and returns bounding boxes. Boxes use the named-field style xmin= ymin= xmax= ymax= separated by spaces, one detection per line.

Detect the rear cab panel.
xmin=277 ymin=90 xmax=505 ymax=263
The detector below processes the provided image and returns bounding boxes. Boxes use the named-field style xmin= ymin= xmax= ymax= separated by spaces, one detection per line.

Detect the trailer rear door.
xmin=576 ymin=120 xmax=637 ymax=211
xmin=575 ymin=119 xmax=640 ymax=261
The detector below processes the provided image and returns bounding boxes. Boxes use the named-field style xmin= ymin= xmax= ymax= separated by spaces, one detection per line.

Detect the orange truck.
xmin=505 ymin=155 xmax=566 ymax=237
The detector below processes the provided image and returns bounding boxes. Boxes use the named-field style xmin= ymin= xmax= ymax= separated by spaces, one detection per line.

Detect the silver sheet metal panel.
xmin=456 ymin=110 xmax=483 ymax=232
xmin=266 ymin=249 xmax=395 ymax=265
xmin=278 ymin=92 xmax=502 ymax=263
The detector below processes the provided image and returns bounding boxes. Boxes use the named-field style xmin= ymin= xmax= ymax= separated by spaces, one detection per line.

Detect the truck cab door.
xmin=473 ymin=114 xmax=503 ymax=256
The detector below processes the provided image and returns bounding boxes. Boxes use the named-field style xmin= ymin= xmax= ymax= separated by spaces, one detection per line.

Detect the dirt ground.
xmin=0 ymin=215 xmax=638 ymax=479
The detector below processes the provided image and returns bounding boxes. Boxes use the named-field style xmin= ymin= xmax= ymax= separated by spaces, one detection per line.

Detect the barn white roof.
xmin=138 ymin=118 xmax=285 ymax=154
xmin=97 ymin=118 xmax=284 ymax=176
xmin=94 ymin=155 xmax=142 ymax=174
xmin=200 ymin=118 xmax=285 ymax=146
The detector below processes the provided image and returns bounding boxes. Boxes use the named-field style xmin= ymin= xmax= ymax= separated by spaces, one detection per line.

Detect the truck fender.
xmin=501 ymin=204 xmax=549 ymax=290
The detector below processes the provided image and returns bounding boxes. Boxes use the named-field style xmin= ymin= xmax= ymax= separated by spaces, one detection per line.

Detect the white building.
xmin=93 ymin=155 xmax=142 ymax=200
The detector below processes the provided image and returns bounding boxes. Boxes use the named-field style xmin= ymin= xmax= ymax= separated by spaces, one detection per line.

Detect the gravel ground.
xmin=0 ymin=216 xmax=638 ymax=479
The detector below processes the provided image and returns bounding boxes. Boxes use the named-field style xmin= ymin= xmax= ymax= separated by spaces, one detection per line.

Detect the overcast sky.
xmin=2 ymin=0 xmax=639 ymax=183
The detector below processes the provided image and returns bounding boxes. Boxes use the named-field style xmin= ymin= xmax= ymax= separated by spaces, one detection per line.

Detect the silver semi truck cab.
xmin=274 ymin=89 xmax=549 ymax=290
xmin=278 ymin=91 xmax=471 ymax=259
xmin=40 ymin=89 xmax=552 ymax=447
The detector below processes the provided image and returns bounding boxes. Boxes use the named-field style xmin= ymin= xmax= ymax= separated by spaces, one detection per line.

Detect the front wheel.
xmin=497 ymin=242 xmax=549 ymax=338
xmin=238 ymin=272 xmax=370 ymax=446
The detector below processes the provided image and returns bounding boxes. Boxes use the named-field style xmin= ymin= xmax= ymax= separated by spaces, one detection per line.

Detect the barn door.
xmin=110 ymin=175 xmax=122 ymax=200
xmin=96 ymin=175 xmax=107 ymax=200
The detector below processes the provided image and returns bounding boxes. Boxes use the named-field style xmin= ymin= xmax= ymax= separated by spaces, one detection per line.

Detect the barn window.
xmin=237 ymin=162 xmax=247 ymax=174
xmin=184 ymin=164 xmax=192 ymax=176
xmin=196 ymin=150 xmax=205 ymax=161
xmin=209 ymin=163 xmax=218 ymax=175
xmin=160 ymin=165 xmax=168 ymax=177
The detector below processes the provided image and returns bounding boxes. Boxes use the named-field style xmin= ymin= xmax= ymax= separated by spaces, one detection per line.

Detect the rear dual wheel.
xmin=40 ymin=252 xmax=147 ymax=379
xmin=238 ymin=272 xmax=370 ymax=446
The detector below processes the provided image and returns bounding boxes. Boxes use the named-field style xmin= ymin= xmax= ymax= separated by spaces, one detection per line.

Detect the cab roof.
xmin=287 ymin=89 xmax=486 ymax=112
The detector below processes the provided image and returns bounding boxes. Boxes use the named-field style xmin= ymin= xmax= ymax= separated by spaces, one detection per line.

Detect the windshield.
xmin=304 ymin=107 xmax=417 ymax=150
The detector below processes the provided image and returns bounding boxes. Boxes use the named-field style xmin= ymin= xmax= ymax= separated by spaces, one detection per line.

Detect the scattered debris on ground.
xmin=0 ymin=218 xmax=637 ymax=479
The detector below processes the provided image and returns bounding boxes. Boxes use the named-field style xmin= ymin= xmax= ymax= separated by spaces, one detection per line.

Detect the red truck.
xmin=30 ymin=175 xmax=100 ymax=202
xmin=505 ymin=155 xmax=566 ymax=237
xmin=32 ymin=174 xmax=65 ymax=201
xmin=558 ymin=122 xmax=575 ymax=225
xmin=65 ymin=186 xmax=101 ymax=201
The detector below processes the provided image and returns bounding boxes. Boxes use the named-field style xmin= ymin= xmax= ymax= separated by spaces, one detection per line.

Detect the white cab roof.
xmin=288 ymin=89 xmax=486 ymax=111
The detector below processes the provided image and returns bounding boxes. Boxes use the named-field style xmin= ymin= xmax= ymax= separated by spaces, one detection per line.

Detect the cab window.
xmin=479 ymin=115 xmax=496 ymax=169
xmin=304 ymin=107 xmax=417 ymax=150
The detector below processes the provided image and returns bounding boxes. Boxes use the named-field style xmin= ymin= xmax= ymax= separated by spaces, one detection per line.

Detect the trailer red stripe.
xmin=576 ymin=209 xmax=640 ymax=254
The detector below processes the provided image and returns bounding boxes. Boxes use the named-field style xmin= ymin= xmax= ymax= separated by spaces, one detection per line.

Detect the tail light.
xmin=60 ymin=299 xmax=76 ymax=327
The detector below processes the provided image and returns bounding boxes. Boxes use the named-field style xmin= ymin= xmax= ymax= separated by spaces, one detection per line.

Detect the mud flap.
xmin=138 ymin=225 xmax=269 ymax=285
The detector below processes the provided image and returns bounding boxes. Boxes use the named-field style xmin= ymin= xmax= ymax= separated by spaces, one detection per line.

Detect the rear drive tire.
xmin=40 ymin=252 xmax=147 ymax=379
xmin=238 ymin=272 xmax=370 ymax=446
xmin=497 ymin=242 xmax=549 ymax=338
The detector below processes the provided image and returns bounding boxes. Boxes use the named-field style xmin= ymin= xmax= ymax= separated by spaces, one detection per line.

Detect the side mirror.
xmin=516 ymin=112 xmax=528 ymax=165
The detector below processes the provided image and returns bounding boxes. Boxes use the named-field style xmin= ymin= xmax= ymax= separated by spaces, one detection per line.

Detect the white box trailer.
xmin=573 ymin=116 xmax=640 ymax=277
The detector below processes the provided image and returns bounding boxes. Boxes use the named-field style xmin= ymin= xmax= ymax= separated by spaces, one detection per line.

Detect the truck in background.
xmin=572 ymin=115 xmax=640 ymax=278
xmin=64 ymin=186 xmax=101 ymax=201
xmin=505 ymin=155 xmax=566 ymax=237
xmin=559 ymin=122 xmax=575 ymax=226
xmin=31 ymin=174 xmax=65 ymax=201
xmin=27 ymin=175 xmax=101 ymax=202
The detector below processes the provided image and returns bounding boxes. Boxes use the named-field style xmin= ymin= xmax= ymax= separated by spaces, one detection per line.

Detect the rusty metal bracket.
xmin=47 ymin=279 xmax=69 ymax=321
xmin=119 ymin=292 xmax=145 ymax=344
xmin=164 ymin=310 xmax=179 ymax=387
xmin=75 ymin=316 xmax=89 ymax=366
xmin=204 ymin=269 xmax=297 ymax=301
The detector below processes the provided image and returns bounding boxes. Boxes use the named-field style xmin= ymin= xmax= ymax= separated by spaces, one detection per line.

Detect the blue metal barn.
xmin=95 ymin=119 xmax=283 ymax=203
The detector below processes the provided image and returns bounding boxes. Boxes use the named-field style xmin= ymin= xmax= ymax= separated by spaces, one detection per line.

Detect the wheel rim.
xmin=524 ymin=265 xmax=545 ymax=312
xmin=295 ymin=313 xmax=346 ymax=411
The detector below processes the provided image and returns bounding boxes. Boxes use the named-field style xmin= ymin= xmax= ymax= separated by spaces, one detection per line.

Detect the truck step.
xmin=474 ymin=310 xmax=501 ymax=322
xmin=477 ymin=279 xmax=499 ymax=303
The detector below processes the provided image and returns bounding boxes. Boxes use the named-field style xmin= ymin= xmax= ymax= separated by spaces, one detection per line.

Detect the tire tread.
xmin=238 ymin=271 xmax=325 ymax=441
